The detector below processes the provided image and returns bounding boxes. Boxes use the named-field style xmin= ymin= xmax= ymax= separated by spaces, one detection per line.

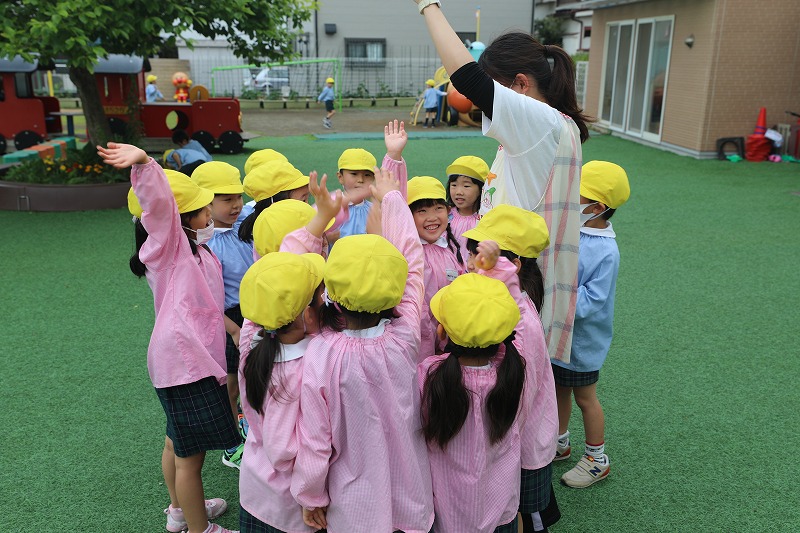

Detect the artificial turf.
xmin=1 ymin=134 xmax=798 ymax=531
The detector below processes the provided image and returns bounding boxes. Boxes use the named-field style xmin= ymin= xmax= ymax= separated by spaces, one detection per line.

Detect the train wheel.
xmin=0 ymin=134 xmax=6 ymax=155
xmin=217 ymin=130 xmax=244 ymax=154
xmin=14 ymin=130 xmax=44 ymax=151
xmin=191 ymin=130 xmax=216 ymax=153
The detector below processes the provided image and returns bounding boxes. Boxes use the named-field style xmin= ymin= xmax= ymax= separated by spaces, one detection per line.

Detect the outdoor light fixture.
xmin=684 ymin=34 xmax=695 ymax=48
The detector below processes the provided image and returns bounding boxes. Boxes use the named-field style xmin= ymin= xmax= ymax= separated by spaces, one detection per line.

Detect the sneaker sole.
xmin=221 ymin=455 xmax=241 ymax=470
xmin=560 ymin=467 xmax=610 ymax=488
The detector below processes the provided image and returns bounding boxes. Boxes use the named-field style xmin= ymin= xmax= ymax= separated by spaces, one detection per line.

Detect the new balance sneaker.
xmin=237 ymin=414 xmax=249 ymax=440
xmin=221 ymin=442 xmax=244 ymax=470
xmin=554 ymin=440 xmax=571 ymax=462
xmin=323 ymin=118 xmax=332 ymax=129
xmin=165 ymin=498 xmax=228 ymax=532
xmin=560 ymin=454 xmax=610 ymax=488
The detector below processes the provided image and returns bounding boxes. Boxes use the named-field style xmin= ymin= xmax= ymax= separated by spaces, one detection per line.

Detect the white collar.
xmin=421 ymin=233 xmax=449 ymax=249
xmin=213 ymin=227 xmax=233 ymax=234
xmin=580 ymin=223 xmax=616 ymax=238
xmin=249 ymin=334 xmax=311 ymax=362
xmin=343 ymin=318 xmax=391 ymax=338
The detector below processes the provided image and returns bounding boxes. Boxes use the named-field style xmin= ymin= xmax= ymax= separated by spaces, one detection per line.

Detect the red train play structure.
xmin=0 ymin=54 xmax=247 ymax=155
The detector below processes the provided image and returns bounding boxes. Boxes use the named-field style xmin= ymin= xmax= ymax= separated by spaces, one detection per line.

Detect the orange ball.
xmin=447 ymin=88 xmax=473 ymax=114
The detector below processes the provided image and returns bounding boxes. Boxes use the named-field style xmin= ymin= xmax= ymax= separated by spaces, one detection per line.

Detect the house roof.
xmin=557 ymin=0 xmax=650 ymax=10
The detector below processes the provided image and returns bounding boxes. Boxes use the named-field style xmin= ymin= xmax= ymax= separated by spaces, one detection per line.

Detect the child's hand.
xmin=366 ymin=201 xmax=383 ymax=236
xmin=384 ymin=119 xmax=407 ymax=161
xmin=369 ymin=166 xmax=400 ymax=203
xmin=309 ymin=171 xmax=342 ymax=221
xmin=342 ymin=187 xmax=372 ymax=206
xmin=97 ymin=142 xmax=149 ymax=168
xmin=475 ymin=240 xmax=500 ymax=270
xmin=302 ymin=507 xmax=327 ymax=529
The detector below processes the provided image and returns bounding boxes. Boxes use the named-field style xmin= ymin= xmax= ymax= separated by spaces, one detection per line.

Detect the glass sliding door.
xmin=600 ymin=21 xmax=634 ymax=128
xmin=601 ymin=17 xmax=673 ymax=142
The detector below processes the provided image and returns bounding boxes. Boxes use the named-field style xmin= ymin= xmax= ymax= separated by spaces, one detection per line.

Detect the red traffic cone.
xmin=754 ymin=107 xmax=767 ymax=136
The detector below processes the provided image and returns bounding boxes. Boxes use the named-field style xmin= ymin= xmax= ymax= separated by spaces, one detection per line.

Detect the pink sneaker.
xmin=165 ymin=498 xmax=228 ymax=532
xmin=202 ymin=523 xmax=239 ymax=533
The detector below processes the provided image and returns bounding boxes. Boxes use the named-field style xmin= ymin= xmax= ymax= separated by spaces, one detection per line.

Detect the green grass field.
xmin=1 ymin=134 xmax=798 ymax=531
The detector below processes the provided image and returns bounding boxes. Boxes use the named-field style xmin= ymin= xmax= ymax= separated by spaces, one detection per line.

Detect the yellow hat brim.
xmin=446 ymin=163 xmax=487 ymax=183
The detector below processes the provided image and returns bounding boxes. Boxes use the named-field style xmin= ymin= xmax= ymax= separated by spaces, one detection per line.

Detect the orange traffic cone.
xmin=753 ymin=107 xmax=767 ymax=136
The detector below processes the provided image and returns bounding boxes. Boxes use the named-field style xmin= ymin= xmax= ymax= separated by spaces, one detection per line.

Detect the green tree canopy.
xmin=533 ymin=14 xmax=566 ymax=47
xmin=0 ymin=0 xmax=314 ymax=144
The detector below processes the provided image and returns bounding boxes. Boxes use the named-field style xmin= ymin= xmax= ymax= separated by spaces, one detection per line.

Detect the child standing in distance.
xmin=173 ymin=129 xmax=212 ymax=162
xmin=407 ymin=175 xmax=465 ymax=357
xmin=291 ymin=167 xmax=434 ymax=533
xmin=331 ymin=120 xmax=409 ymax=242
xmin=419 ymin=273 xmax=525 ymax=533
xmin=146 ymin=74 xmax=165 ymax=102
xmin=239 ymin=160 xmax=310 ymax=247
xmin=191 ymin=161 xmax=252 ymax=470
xmin=318 ymin=77 xmax=336 ymax=128
xmin=553 ymin=161 xmax=630 ymax=489
xmin=420 ymin=79 xmax=447 ymax=128
xmin=446 ymin=155 xmax=489 ymax=262
xmin=237 ymin=252 xmax=326 ymax=533
xmin=463 ymin=207 xmax=561 ymax=533
xmin=101 ymin=143 xmax=239 ymax=533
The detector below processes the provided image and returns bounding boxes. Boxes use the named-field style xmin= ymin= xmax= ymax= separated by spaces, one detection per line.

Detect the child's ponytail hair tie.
xmin=264 ymin=329 xmax=277 ymax=339
xmin=323 ymin=287 xmax=343 ymax=313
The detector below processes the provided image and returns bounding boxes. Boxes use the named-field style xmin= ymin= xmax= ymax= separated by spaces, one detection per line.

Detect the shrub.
xmin=4 ymin=144 xmax=128 ymax=185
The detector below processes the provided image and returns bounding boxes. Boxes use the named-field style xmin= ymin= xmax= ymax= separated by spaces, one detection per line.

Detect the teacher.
xmin=415 ymin=0 xmax=590 ymax=364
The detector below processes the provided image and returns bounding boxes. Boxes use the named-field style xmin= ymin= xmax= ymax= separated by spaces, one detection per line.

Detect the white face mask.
xmin=579 ymin=202 xmax=610 ymax=227
xmin=184 ymin=220 xmax=215 ymax=245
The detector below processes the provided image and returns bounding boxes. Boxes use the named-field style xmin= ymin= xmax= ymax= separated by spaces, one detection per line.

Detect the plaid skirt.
xmin=519 ymin=464 xmax=552 ymax=513
xmin=224 ymin=305 xmax=244 ymax=374
xmin=494 ymin=517 xmax=519 ymax=533
xmin=551 ymin=364 xmax=600 ymax=388
xmin=155 ymin=376 xmax=240 ymax=458
xmin=240 ymin=506 xmax=327 ymax=533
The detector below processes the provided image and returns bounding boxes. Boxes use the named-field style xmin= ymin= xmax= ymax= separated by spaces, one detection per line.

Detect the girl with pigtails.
xmin=419 ymin=264 xmax=528 ymax=533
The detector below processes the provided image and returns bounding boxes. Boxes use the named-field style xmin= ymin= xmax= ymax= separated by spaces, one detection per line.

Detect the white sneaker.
xmin=560 ymin=454 xmax=610 ymax=488
xmin=165 ymin=499 xmax=228 ymax=532
xmin=554 ymin=440 xmax=571 ymax=461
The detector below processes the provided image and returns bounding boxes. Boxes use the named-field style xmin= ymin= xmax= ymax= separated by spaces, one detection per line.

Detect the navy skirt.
xmin=155 ymin=376 xmax=240 ymax=457
xmin=224 ymin=305 xmax=244 ymax=374
xmin=551 ymin=364 xmax=600 ymax=388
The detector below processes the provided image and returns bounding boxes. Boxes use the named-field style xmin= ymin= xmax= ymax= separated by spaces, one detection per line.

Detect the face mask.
xmin=579 ymin=202 xmax=609 ymax=227
xmin=184 ymin=220 xmax=215 ymax=245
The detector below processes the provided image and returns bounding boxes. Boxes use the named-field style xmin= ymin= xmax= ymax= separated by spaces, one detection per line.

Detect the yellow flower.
xmin=59 ymin=165 xmax=66 ymax=171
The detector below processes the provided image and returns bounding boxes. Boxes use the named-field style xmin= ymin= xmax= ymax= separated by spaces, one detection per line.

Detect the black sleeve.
xmin=449 ymin=62 xmax=495 ymax=120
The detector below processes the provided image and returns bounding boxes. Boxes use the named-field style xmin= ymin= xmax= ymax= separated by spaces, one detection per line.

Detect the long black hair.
xmin=421 ymin=334 xmax=525 ymax=449
xmin=479 ymin=32 xmax=593 ymax=143
xmin=129 ymin=207 xmax=203 ymax=277
xmin=409 ymin=198 xmax=464 ymax=268
xmin=446 ymin=175 xmax=484 ymax=215
xmin=237 ymin=191 xmax=291 ymax=243
xmin=243 ymin=325 xmax=292 ymax=414
xmin=466 ymin=238 xmax=544 ymax=313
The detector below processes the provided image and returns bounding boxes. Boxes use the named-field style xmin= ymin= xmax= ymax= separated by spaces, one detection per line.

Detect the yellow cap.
xmin=326 ymin=77 xmax=335 ymax=84
xmin=252 ymin=199 xmax=333 ymax=256
xmin=407 ymin=176 xmax=446 ymax=205
xmin=426 ymin=79 xmax=435 ymax=87
xmin=191 ymin=162 xmax=243 ymax=194
xmin=580 ymin=161 xmax=630 ymax=209
xmin=325 ymin=234 xmax=408 ymax=313
xmin=147 ymin=75 xmax=157 ymax=83
xmin=243 ymin=160 xmax=310 ymax=202
xmin=240 ymin=252 xmax=325 ymax=330
xmin=162 ymin=149 xmax=175 ymax=167
xmin=128 ymin=169 xmax=214 ymax=217
xmin=337 ymin=148 xmax=376 ymax=172
xmin=244 ymin=149 xmax=288 ymax=176
xmin=431 ymin=273 xmax=519 ymax=348
xmin=446 ymin=155 xmax=490 ymax=184
xmin=462 ymin=204 xmax=550 ymax=258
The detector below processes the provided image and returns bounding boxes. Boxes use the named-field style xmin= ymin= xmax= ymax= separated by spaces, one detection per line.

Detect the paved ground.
xmin=242 ymin=105 xmax=442 ymax=137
